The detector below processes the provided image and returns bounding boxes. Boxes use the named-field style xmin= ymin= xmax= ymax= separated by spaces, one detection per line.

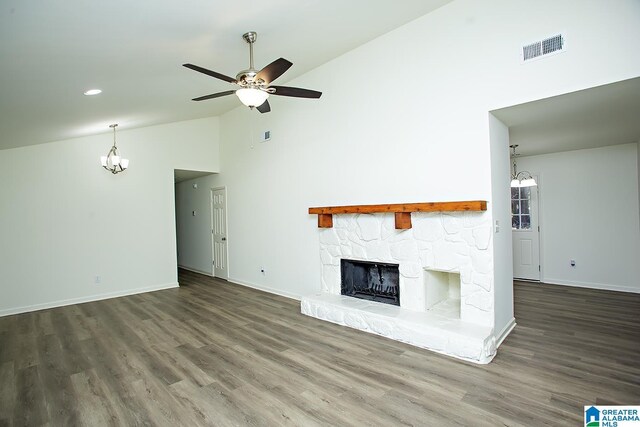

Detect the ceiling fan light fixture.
xmin=235 ymin=88 xmax=268 ymax=107
xmin=184 ymin=31 xmax=321 ymax=113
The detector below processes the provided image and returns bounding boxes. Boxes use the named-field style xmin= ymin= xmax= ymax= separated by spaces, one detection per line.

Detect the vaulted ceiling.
xmin=0 ymin=0 xmax=452 ymax=150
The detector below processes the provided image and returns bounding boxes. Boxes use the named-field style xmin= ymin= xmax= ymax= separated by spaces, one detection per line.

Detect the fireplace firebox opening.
xmin=341 ymin=259 xmax=400 ymax=306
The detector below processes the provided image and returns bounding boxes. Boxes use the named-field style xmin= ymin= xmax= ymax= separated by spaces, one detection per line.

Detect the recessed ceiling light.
xmin=84 ymin=89 xmax=102 ymax=96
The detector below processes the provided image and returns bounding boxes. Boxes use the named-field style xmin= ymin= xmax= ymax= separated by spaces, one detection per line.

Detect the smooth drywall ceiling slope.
xmin=0 ymin=0 xmax=452 ymax=150
xmin=207 ymin=0 xmax=640 ymax=330
xmin=0 ymin=117 xmax=219 ymax=315
xmin=516 ymin=144 xmax=640 ymax=293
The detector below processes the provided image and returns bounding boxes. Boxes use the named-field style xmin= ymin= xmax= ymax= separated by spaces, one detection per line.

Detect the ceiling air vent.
xmin=522 ymin=33 xmax=565 ymax=62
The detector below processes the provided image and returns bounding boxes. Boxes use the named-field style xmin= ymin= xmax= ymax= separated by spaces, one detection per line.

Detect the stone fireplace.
xmin=302 ymin=206 xmax=498 ymax=364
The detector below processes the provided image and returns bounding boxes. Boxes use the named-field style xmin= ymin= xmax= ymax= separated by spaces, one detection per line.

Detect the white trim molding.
xmin=544 ymin=278 xmax=640 ymax=294
xmin=227 ymin=277 xmax=302 ymax=301
xmin=495 ymin=317 xmax=517 ymax=347
xmin=0 ymin=282 xmax=179 ymax=317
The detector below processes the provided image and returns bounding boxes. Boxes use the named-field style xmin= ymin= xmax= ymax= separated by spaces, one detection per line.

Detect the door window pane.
xmin=511 ymin=185 xmax=534 ymax=230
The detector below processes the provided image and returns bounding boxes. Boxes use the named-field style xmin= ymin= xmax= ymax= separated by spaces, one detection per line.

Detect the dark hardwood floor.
xmin=1 ymin=272 xmax=638 ymax=426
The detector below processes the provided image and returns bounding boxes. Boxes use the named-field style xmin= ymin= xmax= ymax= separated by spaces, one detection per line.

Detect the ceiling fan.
xmin=183 ymin=31 xmax=322 ymax=113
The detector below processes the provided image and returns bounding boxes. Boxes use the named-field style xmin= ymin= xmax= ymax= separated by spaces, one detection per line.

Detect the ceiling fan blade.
xmin=257 ymin=100 xmax=271 ymax=113
xmin=270 ymin=86 xmax=322 ymax=99
xmin=192 ymin=90 xmax=236 ymax=101
xmin=255 ymin=58 xmax=293 ymax=85
xmin=183 ymin=63 xmax=237 ymax=84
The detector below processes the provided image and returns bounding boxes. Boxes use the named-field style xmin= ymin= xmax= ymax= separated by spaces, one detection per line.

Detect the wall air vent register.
xmin=522 ymin=33 xmax=565 ymax=62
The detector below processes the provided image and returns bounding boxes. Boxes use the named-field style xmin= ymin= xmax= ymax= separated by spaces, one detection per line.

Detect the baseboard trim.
xmin=178 ymin=265 xmax=214 ymax=277
xmin=495 ymin=317 xmax=516 ymax=347
xmin=0 ymin=282 xmax=179 ymax=317
xmin=227 ymin=277 xmax=301 ymax=301
xmin=542 ymin=278 xmax=640 ymax=294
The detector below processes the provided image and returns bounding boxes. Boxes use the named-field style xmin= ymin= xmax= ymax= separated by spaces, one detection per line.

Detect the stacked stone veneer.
xmin=317 ymin=212 xmax=494 ymax=326
xmin=302 ymin=211 xmax=498 ymax=363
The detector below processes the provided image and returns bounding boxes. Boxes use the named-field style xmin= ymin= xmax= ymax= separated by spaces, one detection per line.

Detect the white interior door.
xmin=211 ymin=188 xmax=228 ymax=280
xmin=512 ymin=184 xmax=540 ymax=280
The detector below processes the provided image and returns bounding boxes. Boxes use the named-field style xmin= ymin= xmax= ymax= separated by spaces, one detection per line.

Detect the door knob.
xmin=221 ymin=237 xmax=226 ymax=241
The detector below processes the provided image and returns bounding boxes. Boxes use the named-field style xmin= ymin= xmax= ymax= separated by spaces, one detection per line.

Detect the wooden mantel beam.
xmin=308 ymin=201 xmax=487 ymax=229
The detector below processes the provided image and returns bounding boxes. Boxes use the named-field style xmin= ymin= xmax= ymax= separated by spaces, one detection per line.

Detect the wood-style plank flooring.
xmin=1 ymin=272 xmax=639 ymax=426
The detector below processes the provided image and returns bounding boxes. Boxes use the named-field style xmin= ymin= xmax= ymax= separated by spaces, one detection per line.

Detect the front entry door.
xmin=512 ymin=183 xmax=540 ymax=280
xmin=211 ymin=188 xmax=228 ymax=280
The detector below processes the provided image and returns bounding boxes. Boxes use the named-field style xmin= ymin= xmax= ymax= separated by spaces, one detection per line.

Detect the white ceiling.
xmin=492 ymin=77 xmax=640 ymax=157
xmin=0 ymin=0 xmax=452 ymax=150
xmin=174 ymin=169 xmax=213 ymax=183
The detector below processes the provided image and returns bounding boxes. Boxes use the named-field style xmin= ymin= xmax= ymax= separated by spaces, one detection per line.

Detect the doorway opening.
xmin=174 ymin=170 xmax=220 ymax=278
xmin=491 ymin=76 xmax=640 ymax=289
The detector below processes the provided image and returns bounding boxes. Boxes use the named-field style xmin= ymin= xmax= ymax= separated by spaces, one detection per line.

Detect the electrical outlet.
xmin=95 ymin=275 xmax=101 ymax=284
xmin=570 ymin=259 xmax=576 ymax=267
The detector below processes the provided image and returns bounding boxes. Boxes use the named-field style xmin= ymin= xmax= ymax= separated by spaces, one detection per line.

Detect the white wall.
xmin=0 ymin=117 xmax=220 ymax=315
xmin=175 ymin=175 xmax=218 ymax=275
xmin=206 ymin=0 xmax=640 ymax=326
xmin=489 ymin=114 xmax=515 ymax=337
xmin=516 ymin=143 xmax=640 ymax=293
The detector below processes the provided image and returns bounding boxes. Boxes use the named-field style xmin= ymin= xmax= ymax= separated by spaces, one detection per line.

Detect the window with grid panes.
xmin=511 ymin=187 xmax=531 ymax=230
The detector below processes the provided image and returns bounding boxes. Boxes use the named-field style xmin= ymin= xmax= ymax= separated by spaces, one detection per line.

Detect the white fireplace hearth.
xmin=301 ymin=210 xmax=499 ymax=364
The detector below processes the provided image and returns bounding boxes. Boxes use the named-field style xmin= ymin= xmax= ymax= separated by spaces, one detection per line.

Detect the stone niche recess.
xmin=425 ymin=269 xmax=461 ymax=319
xmin=301 ymin=211 xmax=498 ymax=364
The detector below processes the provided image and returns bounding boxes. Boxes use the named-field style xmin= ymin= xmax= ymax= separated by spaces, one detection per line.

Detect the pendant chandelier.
xmin=510 ymin=145 xmax=536 ymax=188
xmin=100 ymin=124 xmax=129 ymax=174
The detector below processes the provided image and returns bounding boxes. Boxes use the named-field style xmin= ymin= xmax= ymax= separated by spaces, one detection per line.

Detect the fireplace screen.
xmin=340 ymin=259 xmax=400 ymax=306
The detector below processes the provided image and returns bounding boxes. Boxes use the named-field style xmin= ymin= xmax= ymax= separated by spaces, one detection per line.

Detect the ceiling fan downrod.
xmin=242 ymin=31 xmax=257 ymax=71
